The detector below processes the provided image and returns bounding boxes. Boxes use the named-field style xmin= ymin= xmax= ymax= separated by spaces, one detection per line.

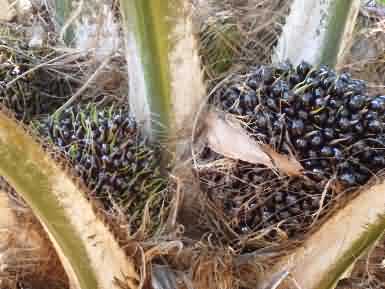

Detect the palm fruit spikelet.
xmin=0 ymin=38 xmax=74 ymax=122
xmin=199 ymin=61 xmax=385 ymax=247
xmin=37 ymin=104 xmax=168 ymax=234
xmin=198 ymin=148 xmax=328 ymax=242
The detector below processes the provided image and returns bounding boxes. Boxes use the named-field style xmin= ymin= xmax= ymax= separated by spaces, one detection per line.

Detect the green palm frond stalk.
xmin=120 ymin=0 xmax=205 ymax=140
xmin=200 ymin=12 xmax=241 ymax=77
xmin=0 ymin=109 xmax=138 ymax=289
xmin=273 ymin=0 xmax=360 ymax=67
xmin=261 ymin=183 xmax=385 ymax=289
xmin=54 ymin=0 xmax=75 ymax=45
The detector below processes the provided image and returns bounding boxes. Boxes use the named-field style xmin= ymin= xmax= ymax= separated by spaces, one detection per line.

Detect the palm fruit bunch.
xmin=212 ymin=61 xmax=385 ymax=187
xmin=37 ymin=105 xmax=167 ymax=232
xmin=199 ymin=61 xmax=385 ymax=243
xmin=0 ymin=39 xmax=73 ymax=122
xmin=198 ymin=147 xmax=328 ymax=241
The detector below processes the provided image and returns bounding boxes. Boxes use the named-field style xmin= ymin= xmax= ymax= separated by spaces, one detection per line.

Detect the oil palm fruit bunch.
xmin=198 ymin=147 xmax=328 ymax=241
xmin=0 ymin=39 xmax=73 ymax=122
xmin=37 ymin=104 xmax=168 ymax=232
xmin=212 ymin=61 xmax=385 ymax=188
xmin=200 ymin=61 xmax=385 ymax=243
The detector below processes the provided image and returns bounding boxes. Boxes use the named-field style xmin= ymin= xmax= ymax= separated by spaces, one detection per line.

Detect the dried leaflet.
xmin=205 ymin=111 xmax=303 ymax=176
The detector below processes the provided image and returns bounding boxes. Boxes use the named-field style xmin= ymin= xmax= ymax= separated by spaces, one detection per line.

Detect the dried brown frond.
xmin=191 ymin=248 xmax=239 ymax=289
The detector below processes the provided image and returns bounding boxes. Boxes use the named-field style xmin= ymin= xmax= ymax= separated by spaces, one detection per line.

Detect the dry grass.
xmin=341 ymin=4 xmax=385 ymax=95
xmin=196 ymin=0 xmax=292 ymax=84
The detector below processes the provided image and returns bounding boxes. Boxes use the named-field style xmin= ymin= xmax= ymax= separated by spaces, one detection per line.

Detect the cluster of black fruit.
xmin=0 ymin=42 xmax=73 ymax=122
xmin=213 ymin=61 xmax=385 ymax=187
xmin=38 ymin=105 xmax=166 ymax=230
xmin=198 ymin=147 xmax=328 ymax=239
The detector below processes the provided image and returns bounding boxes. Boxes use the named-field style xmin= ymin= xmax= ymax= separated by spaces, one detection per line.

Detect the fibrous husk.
xmin=0 ymin=0 xmax=31 ymax=22
xmin=0 ymin=184 xmax=67 ymax=289
xmin=195 ymin=0 xmax=292 ymax=81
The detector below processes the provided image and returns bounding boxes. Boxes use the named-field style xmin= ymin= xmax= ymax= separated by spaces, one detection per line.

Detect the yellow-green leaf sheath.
xmin=120 ymin=0 xmax=205 ymax=140
xmin=261 ymin=182 xmax=385 ymax=289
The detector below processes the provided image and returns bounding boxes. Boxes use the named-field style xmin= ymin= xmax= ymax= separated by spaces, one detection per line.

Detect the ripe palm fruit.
xmin=198 ymin=150 xmax=327 ymax=241
xmin=212 ymin=61 xmax=385 ymax=187
xmin=37 ymin=105 xmax=167 ymax=232
xmin=0 ymin=39 xmax=74 ymax=122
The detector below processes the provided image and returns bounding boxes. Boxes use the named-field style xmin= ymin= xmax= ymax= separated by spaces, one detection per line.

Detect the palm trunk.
xmin=272 ymin=0 xmax=360 ymax=68
xmin=120 ymin=0 xmax=205 ymax=140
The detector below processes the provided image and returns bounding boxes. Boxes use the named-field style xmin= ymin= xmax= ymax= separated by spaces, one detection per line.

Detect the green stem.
xmin=320 ymin=0 xmax=357 ymax=67
xmin=120 ymin=0 xmax=205 ymax=142
xmin=316 ymin=216 xmax=385 ymax=289
xmin=120 ymin=0 xmax=172 ymax=139
xmin=54 ymin=0 xmax=74 ymax=45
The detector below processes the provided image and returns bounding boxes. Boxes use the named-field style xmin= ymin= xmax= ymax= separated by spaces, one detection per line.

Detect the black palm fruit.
xmin=203 ymin=61 xmax=385 ymax=242
xmin=211 ymin=61 xmax=385 ymax=188
xmin=197 ymin=153 xmax=328 ymax=240
xmin=37 ymin=105 xmax=167 ymax=232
